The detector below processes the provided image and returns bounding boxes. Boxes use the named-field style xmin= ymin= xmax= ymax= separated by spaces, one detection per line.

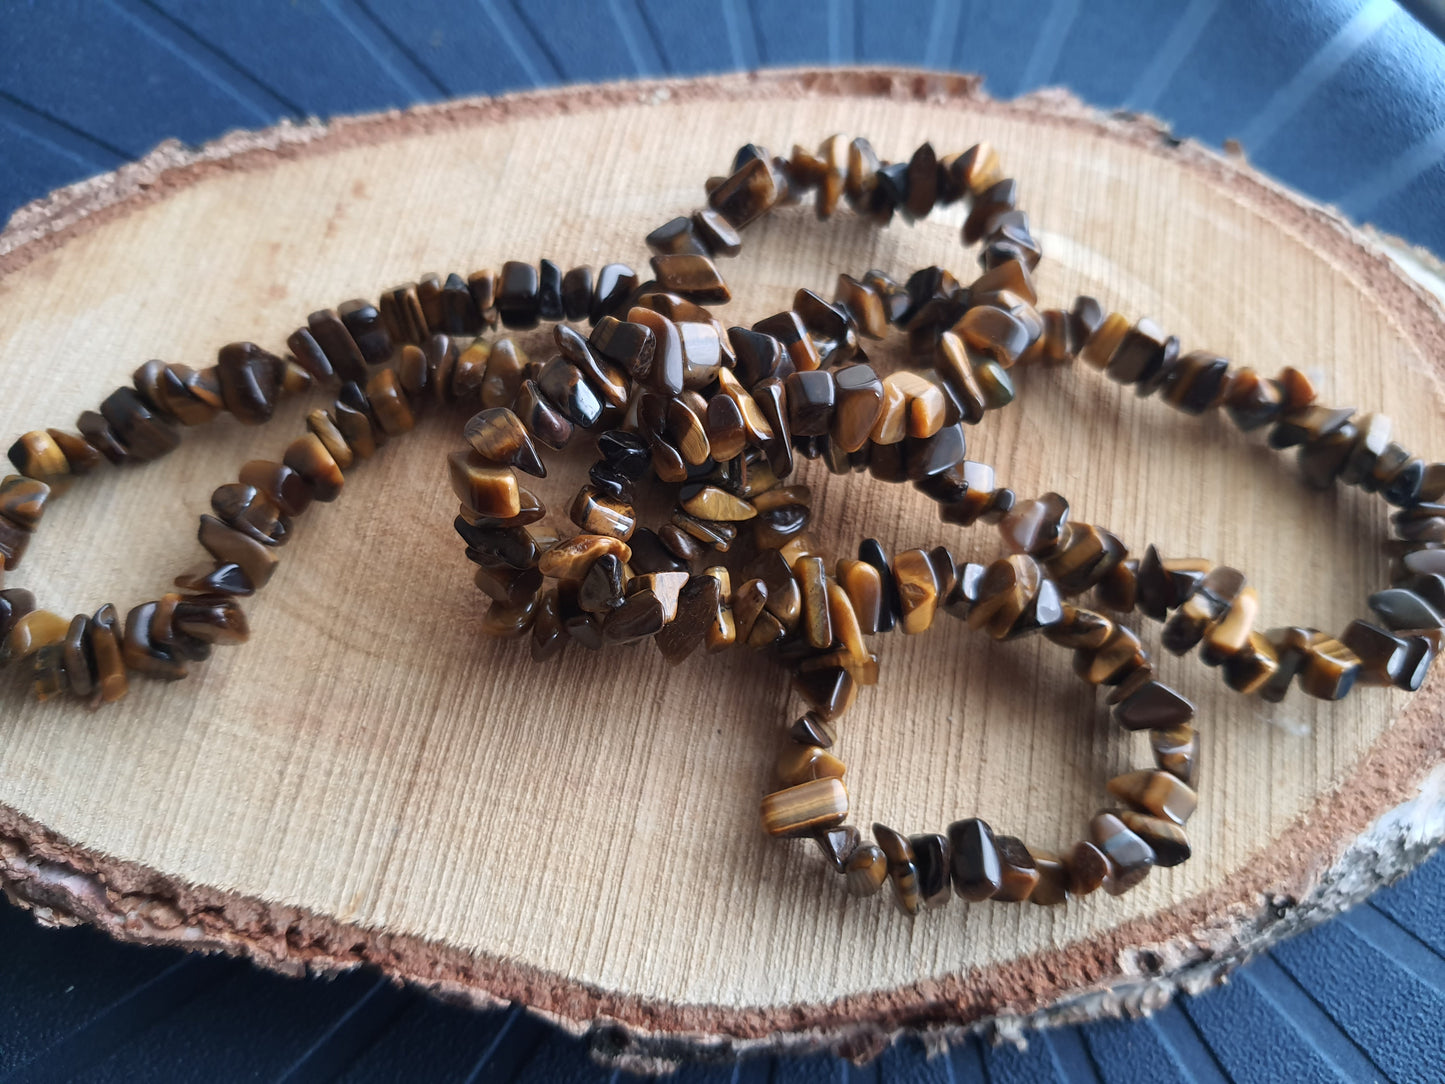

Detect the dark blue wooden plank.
xmin=947 ymin=1035 xmax=990 ymax=1084
xmin=951 ymin=1 xmax=1041 ymax=102
xmin=358 ymin=0 xmax=558 ymax=95
xmin=0 ymin=0 xmax=287 ymax=157
xmin=638 ymin=0 xmax=758 ymax=74
xmin=147 ymin=0 xmax=436 ymax=115
xmin=1252 ymin=8 xmax=1445 ymax=203
xmin=981 ymin=1032 xmax=1067 ymax=1084
xmin=772 ymin=1050 xmax=847 ymax=1083
xmin=1182 ymin=956 xmax=1378 ymax=1084
xmin=747 ymin=0 xmax=833 ymax=67
xmin=872 ymin=1035 xmax=951 ymax=1082
xmin=334 ymin=997 xmax=529 ymax=1082
xmin=1050 ymin=1 xmax=1198 ymax=111
xmin=1144 ymin=1003 xmax=1233 ymax=1084
xmin=0 ymin=99 xmax=126 ymax=224
xmin=855 ymin=0 xmax=935 ymax=66
xmin=504 ymin=0 xmax=664 ymax=84
xmin=1369 ymin=845 xmax=1445 ymax=957
xmin=67 ymin=969 xmax=409 ymax=1084
xmin=1080 ymin=1014 xmax=1190 ymax=1084
xmin=1151 ymin=0 xmax=1366 ymax=149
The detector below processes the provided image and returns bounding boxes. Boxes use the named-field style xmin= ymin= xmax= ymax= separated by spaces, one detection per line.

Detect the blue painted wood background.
xmin=2 ymin=1 xmax=1445 ymax=1080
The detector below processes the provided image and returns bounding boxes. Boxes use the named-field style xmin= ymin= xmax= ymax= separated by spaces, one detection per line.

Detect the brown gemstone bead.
xmin=305 ymin=410 xmax=354 ymax=472
xmin=282 ymin=434 xmax=343 ymax=503
xmin=893 ymin=547 xmax=940 ymax=634
xmin=569 ymin=486 xmax=635 ymax=542
xmin=339 ymin=299 xmax=393 ymax=367
xmin=761 ymin=777 xmax=847 ymax=838
xmin=2 ymin=608 xmax=68 ymax=665
xmin=692 ymin=208 xmax=741 ymax=257
xmin=1079 ymin=312 xmax=1129 ymax=369
xmin=0 ymin=475 xmax=48 ymax=533
xmin=1118 ymin=811 xmax=1190 ymax=867
xmin=171 ymin=594 xmax=248 ymax=646
xmin=380 ymin=283 xmax=428 ymax=343
xmin=830 ymin=363 xmax=884 ymax=452
xmin=585 ymin=263 xmax=637 ymax=325
xmin=448 ymin=451 xmax=520 ymax=520
xmin=1112 ymin=679 xmax=1195 ymax=731
xmin=1076 ymin=624 xmax=1146 ymax=685
xmin=677 ymin=484 xmax=755 ymax=523
xmin=120 ymin=602 xmax=186 ymax=680
xmin=538 ymin=535 xmax=630 ymax=581
xmin=777 ymin=742 xmax=846 ymax=786
xmin=514 ymin=380 xmax=574 ymax=451
xmin=837 ymin=558 xmax=884 ymax=635
xmin=967 ymin=554 xmax=1041 ymax=639
xmin=44 ymin=428 xmax=100 ymax=475
xmin=754 ymin=310 xmax=820 ymax=373
xmin=97 ymin=386 xmax=181 ymax=462
xmin=1340 ymin=619 xmax=1412 ymax=686
xmin=365 ymin=369 xmax=414 ymax=436
xmin=908 ymin=832 xmax=951 ymax=908
xmin=1298 ymin=632 xmax=1363 ymax=700
xmin=947 ymin=818 xmax=1002 ymax=901
xmin=482 ymin=593 xmax=540 ymax=638
xmin=792 ymin=664 xmax=856 ymax=722
xmin=873 ymin=824 xmax=923 ymax=916
xmin=663 ymin=399 xmax=711 ymax=466
xmin=575 ymin=552 xmax=625 ymax=613
xmin=992 ymin=835 xmax=1040 ymax=902
xmin=213 ymin=342 xmax=281 ymax=427
xmin=1030 ymin=851 xmax=1069 ymax=905
xmin=8 ymin=430 xmax=70 ymax=483
xmin=0 ymin=588 xmax=36 ymax=641
xmin=1066 ymin=840 xmax=1109 ymax=896
xmin=238 ymin=460 xmax=312 ymax=519
xmin=962 ymin=177 xmax=1017 ymax=243
xmin=1091 ymin=812 xmax=1154 ymax=894
xmin=646 ymin=216 xmax=707 ymax=257
xmin=480 ymin=338 xmax=528 ymax=410
xmin=795 ymin=555 xmax=832 ymax=650
xmin=709 ymin=156 xmax=779 ymax=228
xmin=602 ymin=587 xmax=666 ymax=642
xmin=934 ymin=332 xmax=987 ymax=425
xmin=845 ymin=842 xmax=888 ymax=895
xmin=537 ymin=357 xmax=603 ymax=429
xmin=815 ymin=824 xmax=860 ymax=872
xmin=703 ymin=395 xmax=747 ymax=462
xmin=302 ymin=309 xmax=366 ymax=383
xmin=1107 ymin=769 xmax=1197 ymax=825
xmin=83 ymin=604 xmax=126 ymax=704
xmin=174 ymin=561 xmax=254 ymax=597
xmin=1223 ymin=632 xmax=1280 ymax=696
xmin=1369 ymin=587 xmax=1443 ymax=632
xmin=530 ymin=588 xmax=566 ymax=662
xmin=477 ymin=563 xmax=546 ymax=608
xmin=462 ymin=408 xmax=545 ymax=477
xmin=1198 ymin=585 xmax=1259 ymax=665
xmin=957 ymin=304 xmax=1031 ymax=367
xmin=626 ymin=309 xmax=684 ymax=395
xmin=867 ymin=378 xmax=901 ymax=445
xmin=1104 ymin=318 xmax=1169 ymax=385
xmin=886 ymin=371 xmax=947 ymax=438
xmin=650 ymin=253 xmax=730 ymax=303
xmin=59 ymin=614 xmax=95 ymax=699
xmin=834 ymin=274 xmax=888 ymax=340
xmin=287 ymin=326 xmax=334 ymax=383
xmin=654 ymin=573 xmax=724 ymax=662
xmin=495 ymin=261 xmax=540 ymax=329
xmin=198 ymin=515 xmax=278 ymax=590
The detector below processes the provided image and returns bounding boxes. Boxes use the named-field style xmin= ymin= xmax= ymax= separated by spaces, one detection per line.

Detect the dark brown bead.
xmin=298 ymin=310 xmax=363 ymax=384
xmin=512 ymin=380 xmax=572 ymax=451
xmin=589 ymin=263 xmax=639 ymax=324
xmin=728 ymin=327 xmax=786 ymax=387
xmin=589 ymin=316 xmax=656 ymax=382
xmin=46 ymin=429 xmax=102 ymax=475
xmin=1030 ymin=851 xmax=1069 ymax=905
xmin=791 ymin=665 xmax=856 ymax=722
xmin=992 ymin=835 xmax=1040 ymax=902
xmin=0 ymin=475 xmax=49 ymax=533
xmin=334 ymin=299 xmax=388 ymax=367
xmin=536 ymin=259 xmax=564 ymax=322
xmin=872 ymin=824 xmax=922 ymax=916
xmin=211 ymin=482 xmax=290 ymax=548
xmin=1091 ymin=812 xmax=1154 ymax=894
xmin=708 ymin=156 xmax=779 ymax=228
xmin=215 ymin=342 xmax=281 ymax=426
xmin=650 ymin=253 xmax=730 ymax=303
xmin=909 ymin=832 xmax=951 ymax=907
xmin=58 ymin=613 xmax=94 ymax=699
xmin=464 ymin=407 xmax=546 ymax=477
xmin=692 ymin=208 xmax=741 ymax=257
xmin=282 ymin=435 xmax=343 ymax=503
xmin=962 ymin=177 xmax=1017 ymax=243
xmin=0 ymin=588 xmax=36 ymax=640
xmin=537 ymin=357 xmax=603 ymax=429
xmin=1065 ymin=840 xmax=1108 ymax=896
xmin=88 ymin=604 xmax=126 ymax=703
xmin=557 ymin=265 xmax=593 ymax=322
xmin=496 ymin=261 xmax=540 ymax=329
xmin=1112 ymin=679 xmax=1195 ymax=730
xmin=752 ymin=378 xmax=793 ymax=478
xmin=1297 ymin=631 xmax=1363 ymax=700
xmin=527 ymin=588 xmax=566 ymax=662
xmin=627 ymin=309 xmax=685 ymax=396
xmin=654 ymin=573 xmax=724 ymax=663
xmin=794 ymin=555 xmax=831 ymax=650
xmin=1104 ymin=318 xmax=1168 ymax=385
xmin=1149 ymin=724 xmax=1199 ymax=786
xmin=99 ymin=387 xmax=181 ymax=461
xmin=780 ymin=371 xmax=832 ymax=442
xmin=1107 ymin=769 xmax=1197 ymax=825
xmin=788 ymin=711 xmax=837 ymax=748
xmin=170 ymin=594 xmax=248 ymax=646
xmin=844 ymin=842 xmax=887 ymax=896
xmin=1222 ymin=366 xmax=1283 ymax=430
xmin=602 ymin=588 xmax=665 ymax=643
xmin=466 ymin=270 xmax=497 ymax=325
xmin=121 ymin=601 xmax=186 ymax=680
xmin=8 ymin=430 xmax=70 ymax=481
xmin=238 ymin=459 xmax=313 ymax=519
xmin=947 ymin=818 xmax=1002 ymax=901
xmin=1161 ymin=351 xmax=1231 ymax=414
xmin=199 ymin=515 xmax=279 ymax=590
xmin=815 ymin=824 xmax=860 ymax=872
xmin=1118 ymin=811 xmax=1190 ymax=867
xmin=437 ymin=272 xmax=479 ymax=336
xmin=174 ymin=561 xmax=254 ymax=597
xmin=754 ymin=310 xmax=820 ymax=373
xmin=1340 ymin=619 xmax=1411 ymax=686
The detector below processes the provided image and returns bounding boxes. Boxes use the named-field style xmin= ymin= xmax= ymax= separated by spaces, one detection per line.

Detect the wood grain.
xmin=1 ymin=70 xmax=1443 ymax=1057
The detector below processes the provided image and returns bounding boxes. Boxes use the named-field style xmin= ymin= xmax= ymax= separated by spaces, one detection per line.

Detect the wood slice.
xmin=2 ymin=70 xmax=1444 ymax=1066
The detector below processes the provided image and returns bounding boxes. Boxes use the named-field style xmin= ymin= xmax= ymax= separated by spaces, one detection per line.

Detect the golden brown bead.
xmin=1 ymin=609 xmax=69 ymax=665
xmin=893 ymin=547 xmax=940 ymax=634
xmin=761 ymin=777 xmax=848 ymax=837
xmin=282 ymin=434 xmax=344 ymax=503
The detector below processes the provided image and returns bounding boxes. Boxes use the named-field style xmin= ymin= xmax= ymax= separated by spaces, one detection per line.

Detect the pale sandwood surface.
xmin=0 ymin=72 xmax=1443 ymax=1033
